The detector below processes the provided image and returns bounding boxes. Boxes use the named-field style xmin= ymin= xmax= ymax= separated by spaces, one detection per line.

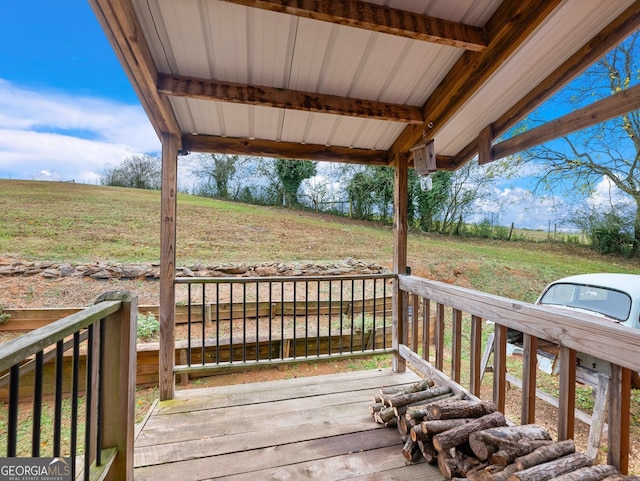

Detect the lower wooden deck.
xmin=133 ymin=369 xmax=443 ymax=480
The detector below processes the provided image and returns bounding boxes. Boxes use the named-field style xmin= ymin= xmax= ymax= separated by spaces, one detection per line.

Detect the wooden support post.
xmin=470 ymin=315 xmax=483 ymax=397
xmin=558 ymin=346 xmax=576 ymax=440
xmin=608 ymin=364 xmax=631 ymax=473
xmin=159 ymin=134 xmax=178 ymax=401
xmin=95 ymin=291 xmax=137 ymax=481
xmin=493 ymin=324 xmax=507 ymax=414
xmin=392 ymin=153 xmax=408 ymax=373
xmin=283 ymin=339 xmax=292 ymax=358
xmin=521 ymin=333 xmax=537 ymax=424
xmin=204 ymin=303 xmax=212 ymax=328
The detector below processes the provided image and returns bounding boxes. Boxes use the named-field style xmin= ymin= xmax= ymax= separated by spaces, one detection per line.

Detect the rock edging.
xmin=0 ymin=256 xmax=389 ymax=281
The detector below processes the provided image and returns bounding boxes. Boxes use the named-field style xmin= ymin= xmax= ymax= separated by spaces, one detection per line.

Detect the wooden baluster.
xmin=412 ymin=294 xmax=420 ymax=352
xmin=521 ymin=333 xmax=538 ymax=424
xmin=608 ymin=363 xmax=631 ymax=473
xmin=435 ymin=303 xmax=445 ymax=372
xmin=422 ymin=298 xmax=431 ymax=361
xmin=558 ymin=346 xmax=576 ymax=440
xmin=451 ymin=308 xmax=462 ymax=383
xmin=470 ymin=315 xmax=483 ymax=397
xmin=493 ymin=324 xmax=507 ymax=414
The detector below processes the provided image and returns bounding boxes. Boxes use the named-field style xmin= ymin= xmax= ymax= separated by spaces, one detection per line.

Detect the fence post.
xmin=95 ymin=291 xmax=137 ymax=481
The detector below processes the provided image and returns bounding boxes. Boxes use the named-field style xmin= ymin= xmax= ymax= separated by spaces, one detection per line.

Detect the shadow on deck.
xmin=133 ymin=369 xmax=443 ymax=480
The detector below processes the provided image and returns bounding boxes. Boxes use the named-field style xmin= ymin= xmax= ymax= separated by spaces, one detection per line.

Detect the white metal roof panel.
xmin=130 ymin=0 xmax=635 ymax=158
xmin=434 ymin=0 xmax=636 ymax=156
xmin=367 ymin=0 xmax=498 ymax=25
xmin=288 ymin=19 xmax=369 ymax=95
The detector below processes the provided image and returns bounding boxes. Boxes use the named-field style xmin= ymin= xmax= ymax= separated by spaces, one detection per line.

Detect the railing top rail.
xmin=0 ymin=300 xmax=121 ymax=373
xmin=175 ymin=273 xmax=397 ymax=284
xmin=399 ymin=275 xmax=640 ymax=372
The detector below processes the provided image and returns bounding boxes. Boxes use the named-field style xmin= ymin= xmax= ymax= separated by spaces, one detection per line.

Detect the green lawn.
xmin=1 ymin=179 xmax=637 ymax=305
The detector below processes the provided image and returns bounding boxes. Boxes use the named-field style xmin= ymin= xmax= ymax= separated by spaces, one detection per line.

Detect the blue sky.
xmin=0 ymin=1 xmax=159 ymax=182
xmin=0 ymin=2 xmax=631 ymax=231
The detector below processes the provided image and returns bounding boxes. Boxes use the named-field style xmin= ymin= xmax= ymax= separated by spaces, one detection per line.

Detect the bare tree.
xmin=100 ymin=154 xmax=161 ymax=190
xmin=190 ymin=154 xmax=242 ymax=199
xmin=300 ymin=175 xmax=333 ymax=212
xmin=518 ymin=32 xmax=640 ymax=255
xmin=439 ymin=160 xmax=495 ymax=235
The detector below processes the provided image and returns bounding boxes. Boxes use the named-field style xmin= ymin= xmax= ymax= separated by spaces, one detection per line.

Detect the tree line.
xmin=99 ymin=152 xmax=507 ymax=232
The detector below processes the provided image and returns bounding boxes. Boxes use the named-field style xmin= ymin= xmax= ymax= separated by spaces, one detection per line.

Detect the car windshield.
xmin=539 ymin=283 xmax=632 ymax=322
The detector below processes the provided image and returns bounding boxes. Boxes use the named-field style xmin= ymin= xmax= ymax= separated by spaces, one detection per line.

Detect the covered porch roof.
xmin=89 ymin=0 xmax=639 ymax=169
xmin=88 ymin=0 xmax=640 ymax=402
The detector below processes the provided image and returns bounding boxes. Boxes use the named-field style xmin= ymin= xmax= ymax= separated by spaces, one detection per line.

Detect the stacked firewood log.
xmin=368 ymin=378 xmax=640 ymax=481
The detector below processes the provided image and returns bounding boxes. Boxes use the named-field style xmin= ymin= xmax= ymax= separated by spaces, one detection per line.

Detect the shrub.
xmin=137 ymin=313 xmax=160 ymax=341
xmin=471 ymin=219 xmax=493 ymax=239
xmin=571 ymin=207 xmax=635 ymax=257
xmin=0 ymin=305 xmax=9 ymax=325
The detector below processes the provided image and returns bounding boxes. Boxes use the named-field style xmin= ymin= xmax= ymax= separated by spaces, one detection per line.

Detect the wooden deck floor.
xmin=133 ymin=369 xmax=443 ymax=480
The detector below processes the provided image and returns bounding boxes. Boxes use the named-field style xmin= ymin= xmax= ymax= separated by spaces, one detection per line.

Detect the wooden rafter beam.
xmin=158 ymin=74 xmax=423 ymax=124
xmin=221 ymin=0 xmax=487 ymax=51
xmin=490 ymin=83 xmax=640 ymax=161
xmin=182 ymin=134 xmax=391 ymax=165
xmin=447 ymin=2 xmax=640 ymax=169
xmin=390 ymin=0 xmax=563 ymax=156
xmin=88 ymin=0 xmax=182 ymax=145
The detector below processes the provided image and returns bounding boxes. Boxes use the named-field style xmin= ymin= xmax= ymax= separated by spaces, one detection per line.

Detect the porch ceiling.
xmin=90 ymin=0 xmax=639 ymax=168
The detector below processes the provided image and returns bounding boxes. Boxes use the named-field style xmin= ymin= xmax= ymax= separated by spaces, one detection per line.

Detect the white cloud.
xmin=0 ymin=79 xmax=159 ymax=182
xmin=586 ymin=176 xmax=634 ymax=211
xmin=475 ymin=177 xmax=637 ymax=232
xmin=469 ymin=186 xmax=568 ymax=231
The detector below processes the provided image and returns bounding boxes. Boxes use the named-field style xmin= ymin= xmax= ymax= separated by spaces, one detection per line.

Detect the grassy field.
xmin=0 ymin=179 xmax=638 ymax=304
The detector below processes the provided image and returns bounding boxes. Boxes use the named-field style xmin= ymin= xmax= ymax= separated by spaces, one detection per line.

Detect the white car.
xmin=537 ymin=273 xmax=640 ymax=330
xmin=535 ymin=273 xmax=640 ymax=378
xmin=506 ymin=273 xmax=640 ymax=385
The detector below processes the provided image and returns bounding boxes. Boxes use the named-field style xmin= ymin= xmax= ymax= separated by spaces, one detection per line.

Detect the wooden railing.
xmin=172 ymin=274 xmax=396 ymax=378
xmin=0 ymin=291 xmax=137 ymax=481
xmin=397 ymin=275 xmax=640 ymax=473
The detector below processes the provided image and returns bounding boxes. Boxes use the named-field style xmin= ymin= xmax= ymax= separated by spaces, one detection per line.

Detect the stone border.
xmin=0 ymin=256 xmax=389 ymax=281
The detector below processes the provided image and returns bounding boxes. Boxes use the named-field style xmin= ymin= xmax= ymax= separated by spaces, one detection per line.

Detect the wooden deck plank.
xmin=134 ymin=369 xmax=442 ymax=480
xmin=137 ymin=394 xmax=377 ymax=447
xmin=173 ymin=369 xmax=416 ymax=400
xmin=138 ymin=378 xmax=405 ymax=444
xmin=136 ymin=404 xmax=385 ymax=466
xmin=135 ymin=429 xmax=402 ymax=479
xmin=211 ymin=445 xmax=424 ymax=481
xmin=340 ymin=463 xmax=442 ymax=481
xmin=159 ymin=370 xmax=420 ymax=414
